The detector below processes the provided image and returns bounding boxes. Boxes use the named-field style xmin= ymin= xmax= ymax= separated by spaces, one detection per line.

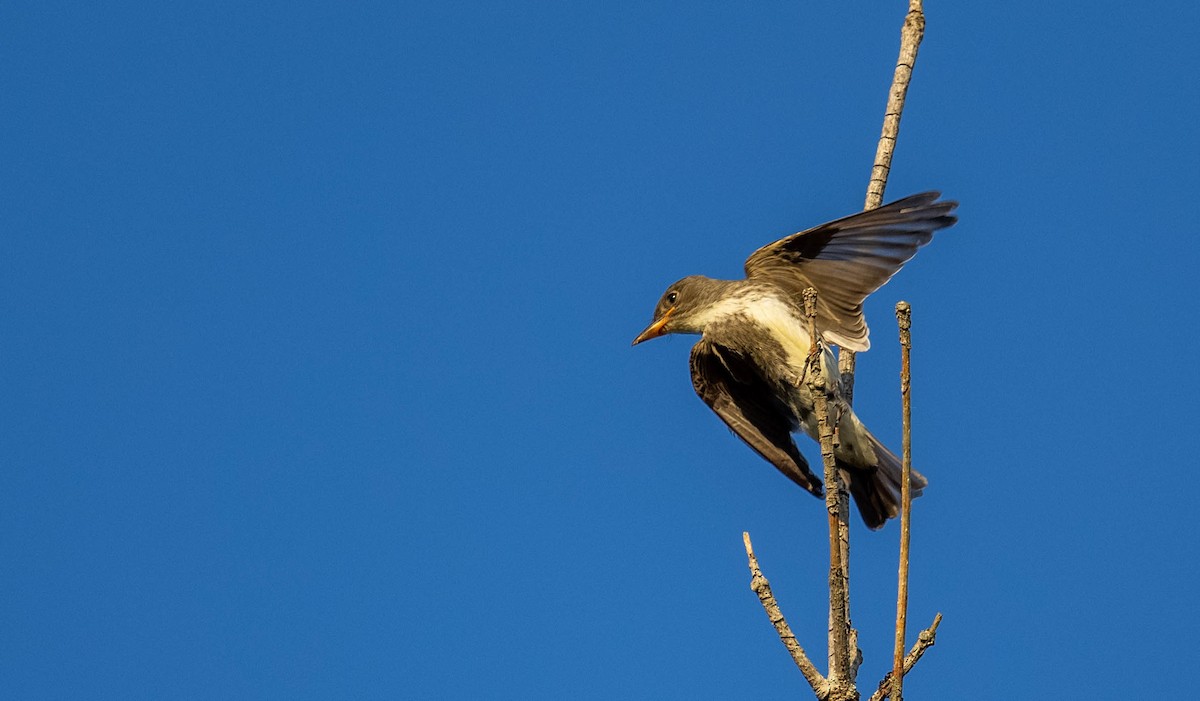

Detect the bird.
xmin=631 ymin=192 xmax=957 ymax=529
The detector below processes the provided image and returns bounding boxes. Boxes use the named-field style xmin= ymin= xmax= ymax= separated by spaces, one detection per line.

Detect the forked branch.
xmin=868 ymin=614 xmax=942 ymax=701
xmin=743 ymin=2 xmax=942 ymax=699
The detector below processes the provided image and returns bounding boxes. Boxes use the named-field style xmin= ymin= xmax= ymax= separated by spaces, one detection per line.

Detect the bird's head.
xmin=631 ymin=276 xmax=728 ymax=345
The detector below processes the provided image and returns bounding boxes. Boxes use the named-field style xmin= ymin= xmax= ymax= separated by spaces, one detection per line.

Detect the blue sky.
xmin=3 ymin=1 xmax=1198 ymax=698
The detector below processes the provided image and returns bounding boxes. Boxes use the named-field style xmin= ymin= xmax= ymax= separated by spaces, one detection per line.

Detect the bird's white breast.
xmin=695 ymin=293 xmax=814 ymax=370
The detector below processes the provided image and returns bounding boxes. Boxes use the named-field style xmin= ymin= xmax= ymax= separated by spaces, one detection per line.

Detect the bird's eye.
xmin=666 ymin=291 xmax=678 ymax=305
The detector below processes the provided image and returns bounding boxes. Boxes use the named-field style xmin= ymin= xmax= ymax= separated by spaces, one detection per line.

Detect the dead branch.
xmin=891 ymin=301 xmax=914 ymax=701
xmin=869 ymin=614 xmax=942 ymax=701
xmin=840 ymin=0 xmax=928 ymax=405
xmin=742 ymin=532 xmax=828 ymax=695
xmin=741 ymin=3 xmax=942 ymax=699
xmin=803 ymin=289 xmax=855 ymax=701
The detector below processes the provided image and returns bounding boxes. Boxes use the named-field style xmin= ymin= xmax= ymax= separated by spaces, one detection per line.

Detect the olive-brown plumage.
xmin=633 ymin=192 xmax=957 ymax=528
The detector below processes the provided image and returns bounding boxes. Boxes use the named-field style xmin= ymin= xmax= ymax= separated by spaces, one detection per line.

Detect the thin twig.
xmin=892 ymin=302 xmax=914 ymax=701
xmin=865 ymin=0 xmax=927 ymax=211
xmin=803 ymin=289 xmax=852 ymax=697
xmin=871 ymin=6 xmax=931 ymax=696
xmin=837 ymin=482 xmax=854 ymax=678
xmin=868 ymin=613 xmax=942 ymax=701
xmin=742 ymin=532 xmax=828 ymax=695
xmin=841 ymin=0 xmax=928 ymax=408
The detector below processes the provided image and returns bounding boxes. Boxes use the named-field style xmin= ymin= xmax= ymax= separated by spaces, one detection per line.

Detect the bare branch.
xmin=841 ymin=0 xmax=928 ymax=410
xmin=891 ymin=301 xmax=914 ymax=701
xmin=865 ymin=0 xmax=927 ymax=211
xmin=869 ymin=613 xmax=942 ymax=701
xmin=803 ymin=289 xmax=854 ymax=699
xmin=739 ymin=5 xmax=941 ymax=699
xmin=742 ymin=532 xmax=828 ymax=695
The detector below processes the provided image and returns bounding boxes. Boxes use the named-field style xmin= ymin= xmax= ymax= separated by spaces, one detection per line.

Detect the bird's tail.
xmin=837 ymin=423 xmax=926 ymax=530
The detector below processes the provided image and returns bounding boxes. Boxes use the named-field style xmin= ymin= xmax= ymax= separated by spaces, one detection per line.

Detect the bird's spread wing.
xmin=689 ymin=338 xmax=822 ymax=496
xmin=743 ymin=192 xmax=957 ymax=351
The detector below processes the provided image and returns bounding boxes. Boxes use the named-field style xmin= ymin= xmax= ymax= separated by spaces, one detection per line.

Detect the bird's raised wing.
xmin=744 ymin=192 xmax=957 ymax=351
xmin=689 ymin=338 xmax=822 ymax=497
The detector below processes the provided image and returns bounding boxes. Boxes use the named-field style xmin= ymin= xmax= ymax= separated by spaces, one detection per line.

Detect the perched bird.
xmin=632 ymin=192 xmax=957 ymax=529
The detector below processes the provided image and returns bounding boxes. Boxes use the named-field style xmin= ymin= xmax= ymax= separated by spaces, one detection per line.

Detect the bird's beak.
xmin=632 ymin=307 xmax=675 ymax=346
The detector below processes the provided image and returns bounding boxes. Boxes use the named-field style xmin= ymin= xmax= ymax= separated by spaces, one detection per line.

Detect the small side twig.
xmin=891 ymin=301 xmax=914 ymax=701
xmin=868 ymin=613 xmax=942 ymax=701
xmin=837 ymin=352 xmax=856 ymax=406
xmin=849 ymin=627 xmax=863 ymax=679
xmin=743 ymin=532 xmax=828 ymax=695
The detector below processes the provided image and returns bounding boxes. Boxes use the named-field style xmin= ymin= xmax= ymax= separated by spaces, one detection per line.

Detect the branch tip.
xmin=741 ymin=532 xmax=827 ymax=692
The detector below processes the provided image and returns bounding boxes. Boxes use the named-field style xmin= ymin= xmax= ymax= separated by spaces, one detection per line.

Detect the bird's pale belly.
xmin=742 ymin=295 xmax=814 ymax=369
xmin=696 ymin=293 xmax=816 ymax=367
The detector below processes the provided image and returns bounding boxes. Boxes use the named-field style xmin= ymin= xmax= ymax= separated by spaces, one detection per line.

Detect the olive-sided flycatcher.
xmin=632 ymin=192 xmax=957 ymax=528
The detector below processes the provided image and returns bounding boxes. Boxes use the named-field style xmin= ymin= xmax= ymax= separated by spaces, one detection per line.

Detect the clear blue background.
xmin=3 ymin=2 xmax=1198 ymax=698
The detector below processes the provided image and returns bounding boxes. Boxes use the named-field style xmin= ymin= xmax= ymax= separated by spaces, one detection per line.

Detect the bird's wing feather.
xmin=689 ymin=338 xmax=822 ymax=496
xmin=744 ymin=192 xmax=957 ymax=351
